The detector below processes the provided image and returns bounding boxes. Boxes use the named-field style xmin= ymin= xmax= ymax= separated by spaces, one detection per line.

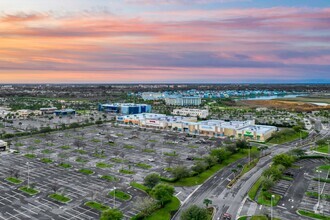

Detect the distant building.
xmin=141 ymin=92 xmax=164 ymax=101
xmin=315 ymin=120 xmax=322 ymax=132
xmin=0 ymin=107 xmax=11 ymax=118
xmin=16 ymin=109 xmax=42 ymax=118
xmin=0 ymin=140 xmax=8 ymax=151
xmin=172 ymin=108 xmax=209 ymax=119
xmin=98 ymin=103 xmax=152 ymax=115
xmin=40 ymin=107 xmax=58 ymax=114
xmin=54 ymin=109 xmax=76 ymax=116
xmin=165 ymin=96 xmax=201 ymax=106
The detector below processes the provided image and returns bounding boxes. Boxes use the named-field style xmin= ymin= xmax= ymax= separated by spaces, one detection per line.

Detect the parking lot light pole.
xmin=271 ymin=194 xmax=275 ymax=220
xmin=113 ymin=187 xmax=116 ymax=208
xmin=316 ymin=170 xmax=322 ymax=211
xmin=27 ymin=162 xmax=30 ymax=188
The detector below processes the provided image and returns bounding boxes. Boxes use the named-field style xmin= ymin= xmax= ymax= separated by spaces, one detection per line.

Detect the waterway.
xmin=238 ymin=94 xmax=308 ymax=101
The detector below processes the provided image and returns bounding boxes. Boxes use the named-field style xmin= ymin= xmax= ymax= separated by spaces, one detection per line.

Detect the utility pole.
xmin=271 ymin=194 xmax=275 ymax=220
xmin=27 ymin=162 xmax=30 ymax=188
xmin=113 ymin=186 xmax=116 ymax=208
xmin=316 ymin=170 xmax=322 ymax=212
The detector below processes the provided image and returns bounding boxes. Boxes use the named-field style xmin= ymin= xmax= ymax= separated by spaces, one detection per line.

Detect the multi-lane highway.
xmin=173 ymin=129 xmax=328 ymax=220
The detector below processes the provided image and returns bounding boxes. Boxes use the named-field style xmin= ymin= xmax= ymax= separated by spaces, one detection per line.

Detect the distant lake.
xmin=238 ymin=94 xmax=308 ymax=101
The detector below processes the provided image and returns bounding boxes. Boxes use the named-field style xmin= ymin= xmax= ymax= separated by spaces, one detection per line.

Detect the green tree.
xmin=203 ymin=198 xmax=212 ymax=208
xmin=100 ymin=208 xmax=123 ymax=220
xmin=262 ymin=166 xmax=282 ymax=181
xmin=236 ymin=139 xmax=249 ymax=149
xmin=144 ymin=173 xmax=160 ymax=189
xmin=203 ymin=156 xmax=217 ymax=168
xmin=170 ymin=166 xmax=190 ymax=180
xmin=151 ymin=184 xmax=174 ymax=207
xmin=210 ymin=148 xmax=231 ymax=163
xmin=272 ymin=154 xmax=295 ymax=168
xmin=261 ymin=176 xmax=275 ymax=190
xmin=192 ymin=161 xmax=207 ymax=174
xmin=181 ymin=205 xmax=209 ymax=220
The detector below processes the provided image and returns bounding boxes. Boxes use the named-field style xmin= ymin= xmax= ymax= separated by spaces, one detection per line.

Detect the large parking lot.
xmin=0 ymin=123 xmax=216 ymax=219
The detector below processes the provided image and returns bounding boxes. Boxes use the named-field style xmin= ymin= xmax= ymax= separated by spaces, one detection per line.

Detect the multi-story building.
xmin=0 ymin=140 xmax=8 ymax=151
xmin=117 ymin=113 xmax=276 ymax=142
xmin=98 ymin=103 xmax=152 ymax=115
xmin=54 ymin=109 xmax=76 ymax=116
xmin=141 ymin=92 xmax=164 ymax=101
xmin=172 ymin=108 xmax=209 ymax=119
xmin=165 ymin=96 xmax=201 ymax=106
xmin=40 ymin=107 xmax=58 ymax=115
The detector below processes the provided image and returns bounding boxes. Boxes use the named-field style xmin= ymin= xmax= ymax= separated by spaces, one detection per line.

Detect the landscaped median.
xmin=5 ymin=177 xmax=23 ymax=184
xmin=227 ymin=158 xmax=259 ymax=188
xmin=297 ymin=209 xmax=330 ymax=220
xmin=108 ymin=189 xmax=131 ymax=201
xmin=247 ymin=176 xmax=281 ymax=206
xmin=49 ymin=193 xmax=71 ymax=203
xmin=130 ymin=181 xmax=149 ymax=193
xmin=85 ymin=201 xmax=109 ymax=212
xmin=19 ymin=186 xmax=39 ymax=195
xmin=78 ymin=168 xmax=94 ymax=175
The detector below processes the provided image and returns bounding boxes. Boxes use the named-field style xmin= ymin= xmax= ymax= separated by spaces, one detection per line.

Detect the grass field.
xmin=269 ymin=129 xmax=308 ymax=144
xmin=315 ymin=145 xmax=329 ymax=154
xmin=145 ymin=197 xmax=180 ymax=220
xmin=257 ymin=191 xmax=281 ymax=206
xmin=248 ymin=177 xmax=263 ymax=200
xmin=318 ymin=165 xmax=330 ymax=171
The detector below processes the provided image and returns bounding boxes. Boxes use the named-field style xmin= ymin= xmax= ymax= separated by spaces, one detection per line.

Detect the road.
xmin=172 ymin=129 xmax=328 ymax=220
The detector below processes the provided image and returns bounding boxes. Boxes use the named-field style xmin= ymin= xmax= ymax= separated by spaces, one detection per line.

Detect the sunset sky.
xmin=1 ymin=0 xmax=330 ymax=83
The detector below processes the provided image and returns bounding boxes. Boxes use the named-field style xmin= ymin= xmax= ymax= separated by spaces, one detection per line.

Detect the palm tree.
xmin=203 ymin=198 xmax=212 ymax=208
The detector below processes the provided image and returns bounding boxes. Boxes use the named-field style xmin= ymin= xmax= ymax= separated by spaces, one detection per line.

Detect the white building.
xmin=0 ymin=140 xmax=8 ymax=151
xmin=165 ymin=96 xmax=201 ymax=106
xmin=141 ymin=92 xmax=164 ymax=101
xmin=0 ymin=107 xmax=12 ymax=118
xmin=172 ymin=108 xmax=209 ymax=119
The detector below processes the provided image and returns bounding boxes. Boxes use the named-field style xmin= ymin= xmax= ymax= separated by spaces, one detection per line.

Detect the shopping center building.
xmin=116 ymin=113 xmax=276 ymax=142
xmin=98 ymin=103 xmax=152 ymax=114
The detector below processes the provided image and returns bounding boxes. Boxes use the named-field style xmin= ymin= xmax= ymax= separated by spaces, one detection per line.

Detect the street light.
xmin=316 ymin=170 xmax=322 ymax=211
xmin=271 ymin=194 xmax=275 ymax=220
xmin=26 ymin=162 xmax=30 ymax=188
xmin=113 ymin=187 xmax=116 ymax=208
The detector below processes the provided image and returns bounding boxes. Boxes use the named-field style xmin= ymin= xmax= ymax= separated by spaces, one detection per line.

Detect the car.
xmin=148 ymin=158 xmax=155 ymax=162
xmin=221 ymin=213 xmax=231 ymax=220
xmin=186 ymin=157 xmax=194 ymax=161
